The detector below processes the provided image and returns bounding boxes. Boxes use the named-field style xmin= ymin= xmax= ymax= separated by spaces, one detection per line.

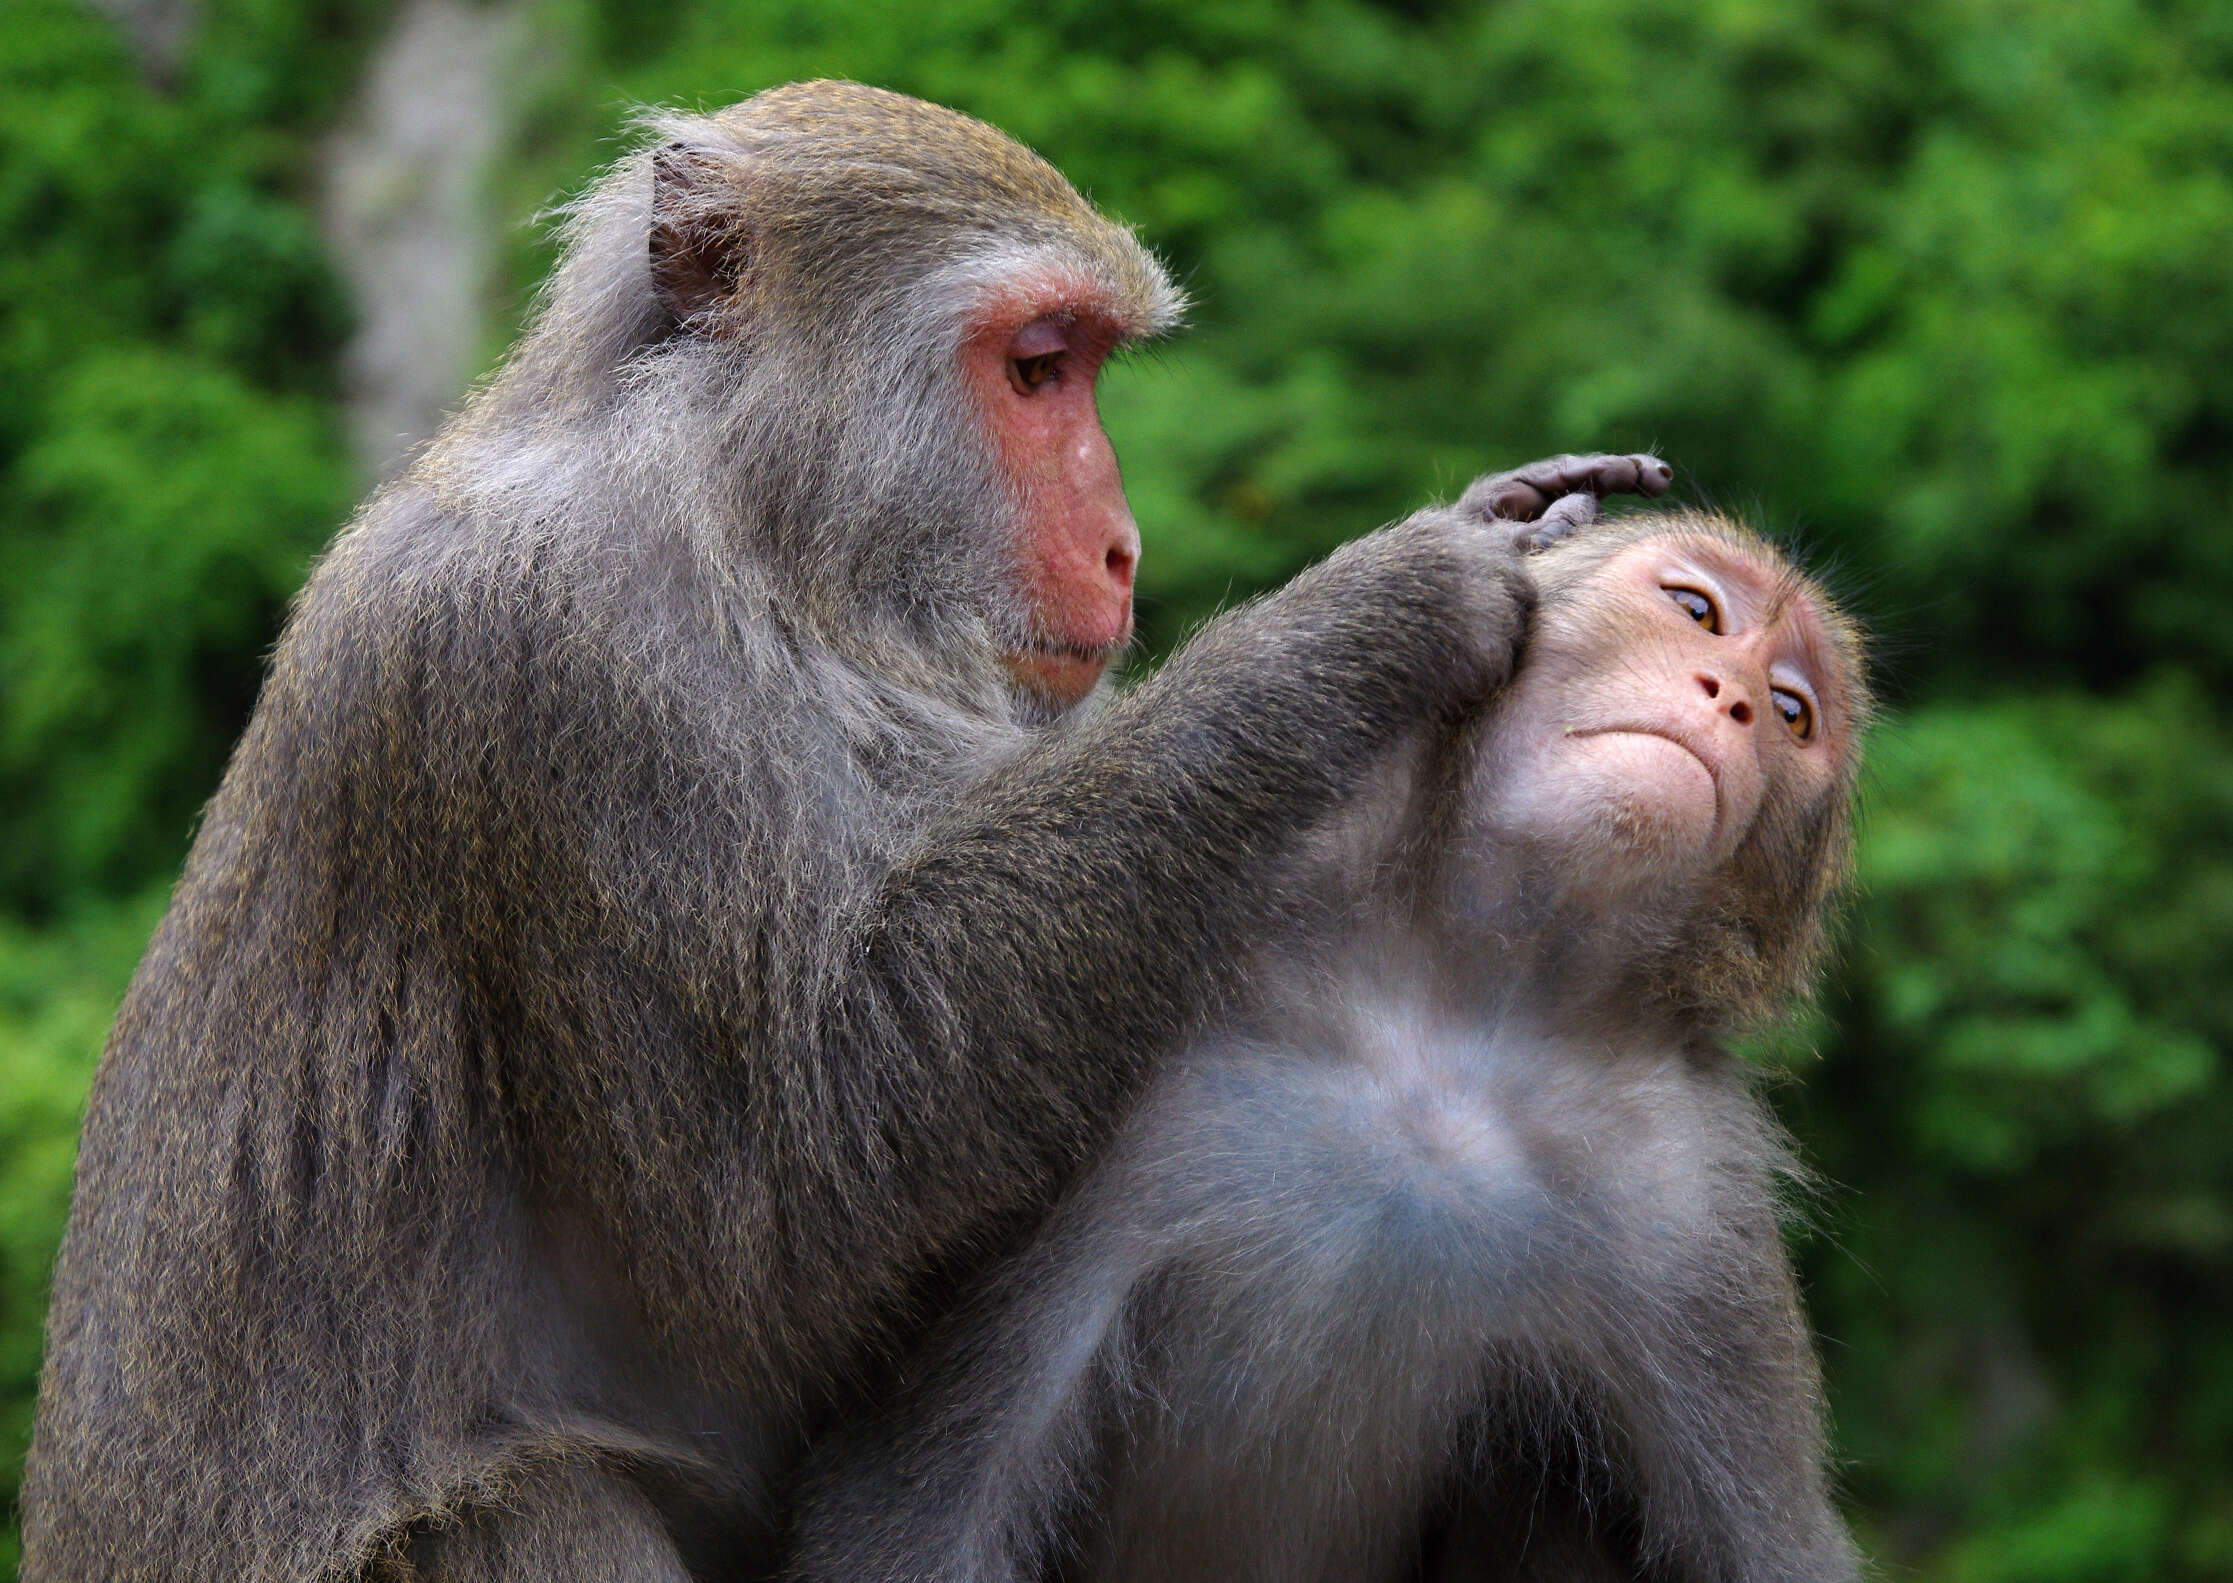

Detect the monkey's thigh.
xmin=400 ymin=1461 xmax=694 ymax=1582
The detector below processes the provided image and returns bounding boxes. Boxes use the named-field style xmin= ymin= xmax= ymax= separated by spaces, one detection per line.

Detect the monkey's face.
xmin=1470 ymin=529 xmax=1859 ymax=909
xmin=961 ymin=287 xmax=1143 ymax=710
xmin=644 ymin=83 xmax=1181 ymax=711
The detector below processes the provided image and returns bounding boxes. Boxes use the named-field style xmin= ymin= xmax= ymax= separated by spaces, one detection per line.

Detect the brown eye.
xmin=1773 ymin=687 xmax=1814 ymax=740
xmin=1666 ymin=586 xmax=1719 ymax=633
xmin=1009 ymin=352 xmax=1063 ymax=394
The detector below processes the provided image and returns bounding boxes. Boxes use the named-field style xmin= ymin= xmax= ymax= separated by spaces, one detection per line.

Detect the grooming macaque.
xmin=21 ymin=81 xmax=1672 ymax=1581
xmin=795 ymin=505 xmax=1869 ymax=1583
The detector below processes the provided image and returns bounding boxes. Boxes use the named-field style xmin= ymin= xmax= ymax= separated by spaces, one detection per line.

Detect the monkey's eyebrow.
xmin=1768 ymin=658 xmax=1823 ymax=705
xmin=1679 ymin=544 xmax=1799 ymax=629
xmin=1658 ymin=554 xmax=1743 ymax=619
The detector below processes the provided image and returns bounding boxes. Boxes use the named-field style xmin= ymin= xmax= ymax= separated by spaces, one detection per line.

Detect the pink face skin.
xmin=1475 ymin=535 xmax=1852 ymax=895
xmin=962 ymin=293 xmax=1142 ymax=709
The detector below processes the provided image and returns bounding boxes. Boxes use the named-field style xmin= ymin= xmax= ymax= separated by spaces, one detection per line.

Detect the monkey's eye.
xmin=1772 ymin=687 xmax=1814 ymax=740
xmin=1665 ymin=586 xmax=1720 ymax=633
xmin=1008 ymin=352 xmax=1064 ymax=394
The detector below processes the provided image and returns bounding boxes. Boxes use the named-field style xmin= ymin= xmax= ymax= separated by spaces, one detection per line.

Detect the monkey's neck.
xmin=1421 ymin=861 xmax=1710 ymax=1047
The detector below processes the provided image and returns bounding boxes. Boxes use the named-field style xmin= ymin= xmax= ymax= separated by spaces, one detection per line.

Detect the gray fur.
xmin=792 ymin=515 xmax=1865 ymax=1583
xmin=20 ymin=84 xmax=1556 ymax=1580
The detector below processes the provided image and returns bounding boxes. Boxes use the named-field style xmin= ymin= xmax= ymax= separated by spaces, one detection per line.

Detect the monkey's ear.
xmin=649 ymin=143 xmax=749 ymax=331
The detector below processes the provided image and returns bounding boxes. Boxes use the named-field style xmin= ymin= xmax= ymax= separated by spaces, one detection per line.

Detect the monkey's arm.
xmin=778 ymin=513 xmax=1536 ymax=1301
xmin=790 ymin=1205 xmax=1156 ymax=1583
xmin=452 ymin=464 xmax=1652 ymax=1402
xmin=427 ymin=500 xmax=1533 ymax=1400
xmin=1432 ymin=1176 xmax=1860 ymax=1583
xmin=820 ymin=450 xmax=1677 ymax=1206
xmin=1609 ymin=1215 xmax=1861 ymax=1583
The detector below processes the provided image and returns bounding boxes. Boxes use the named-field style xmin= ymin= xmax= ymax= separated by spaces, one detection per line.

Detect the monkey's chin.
xmin=1538 ymin=732 xmax=1722 ymax=882
xmin=1004 ymin=648 xmax=1110 ymax=710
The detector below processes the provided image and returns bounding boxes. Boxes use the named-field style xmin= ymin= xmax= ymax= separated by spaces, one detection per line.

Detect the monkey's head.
xmin=609 ymin=81 xmax=1183 ymax=709
xmin=1456 ymin=512 xmax=1869 ymax=1029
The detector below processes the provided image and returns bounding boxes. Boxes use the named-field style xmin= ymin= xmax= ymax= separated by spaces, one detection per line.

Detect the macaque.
xmin=20 ymin=81 xmax=1671 ymax=1581
xmin=795 ymin=501 xmax=1868 ymax=1583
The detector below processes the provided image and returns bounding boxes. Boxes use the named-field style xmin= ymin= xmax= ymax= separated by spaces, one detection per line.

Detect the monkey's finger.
xmin=1465 ymin=479 xmax=1553 ymax=522
xmin=1516 ymin=492 xmax=1603 ymax=552
xmin=1458 ymin=453 xmax=1674 ymax=525
xmin=1513 ymin=453 xmax=1673 ymax=502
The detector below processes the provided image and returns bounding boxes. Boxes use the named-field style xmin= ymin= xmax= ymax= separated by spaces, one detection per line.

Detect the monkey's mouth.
xmin=1003 ymin=637 xmax=1129 ymax=707
xmin=1015 ymin=636 xmax=1126 ymax=665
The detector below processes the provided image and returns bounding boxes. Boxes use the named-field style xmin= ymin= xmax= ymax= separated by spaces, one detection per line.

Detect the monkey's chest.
xmin=1143 ymin=1023 xmax=1710 ymax=1332
xmin=1085 ymin=1032 xmax=1712 ymax=1582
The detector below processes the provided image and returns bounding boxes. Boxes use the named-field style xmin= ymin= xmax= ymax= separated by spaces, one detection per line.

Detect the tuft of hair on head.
xmin=638 ymin=80 xmax=1185 ymax=344
xmin=466 ymin=81 xmax=1185 ymax=439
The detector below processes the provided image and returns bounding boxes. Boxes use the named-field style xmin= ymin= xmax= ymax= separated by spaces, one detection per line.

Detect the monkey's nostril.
xmin=1697 ymin=674 xmax=1720 ymax=699
xmin=1106 ymin=545 xmax=1135 ymax=589
xmin=1728 ymin=700 xmax=1753 ymax=726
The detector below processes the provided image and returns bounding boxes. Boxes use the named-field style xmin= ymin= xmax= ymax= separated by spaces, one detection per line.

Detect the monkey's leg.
xmin=794 ymin=1222 xmax=1155 ymax=1583
xmin=394 ymin=1461 xmax=693 ymax=1582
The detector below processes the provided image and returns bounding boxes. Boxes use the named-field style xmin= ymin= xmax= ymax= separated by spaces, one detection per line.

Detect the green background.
xmin=5 ymin=0 xmax=2233 ymax=1575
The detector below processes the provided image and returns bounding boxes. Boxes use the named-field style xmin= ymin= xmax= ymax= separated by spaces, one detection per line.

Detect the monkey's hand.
xmin=1457 ymin=453 xmax=1674 ymax=553
xmin=1270 ymin=505 xmax=1541 ymax=715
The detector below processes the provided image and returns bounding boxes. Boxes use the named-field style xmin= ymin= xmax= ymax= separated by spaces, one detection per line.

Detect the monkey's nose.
xmin=1696 ymin=672 xmax=1754 ymax=727
xmin=1097 ymin=512 xmax=1140 ymax=597
xmin=1104 ymin=541 xmax=1136 ymax=594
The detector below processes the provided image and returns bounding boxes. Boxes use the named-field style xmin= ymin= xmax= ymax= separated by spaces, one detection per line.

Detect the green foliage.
xmin=0 ymin=0 xmax=358 ymax=920
xmin=0 ymin=896 xmax=163 ymax=1582
xmin=1861 ymin=682 xmax=2230 ymax=1170
xmin=1797 ymin=681 xmax=2233 ymax=1568
xmin=4 ymin=351 xmax=348 ymax=907
xmin=0 ymin=0 xmax=367 ymax=1554
xmin=4 ymin=0 xmax=2231 ymax=1576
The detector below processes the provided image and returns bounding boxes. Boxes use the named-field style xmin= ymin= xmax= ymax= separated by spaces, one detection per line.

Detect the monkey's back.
xmin=16 ymin=502 xmax=561 ymax=1579
xmin=18 ymin=491 xmax=798 ymax=1580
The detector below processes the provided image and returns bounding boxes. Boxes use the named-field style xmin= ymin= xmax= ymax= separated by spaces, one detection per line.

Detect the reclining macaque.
xmin=795 ymin=489 xmax=1869 ymax=1583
